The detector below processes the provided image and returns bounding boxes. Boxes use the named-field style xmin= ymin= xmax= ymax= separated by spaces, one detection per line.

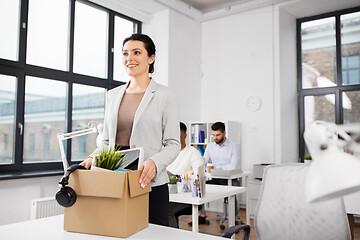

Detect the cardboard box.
xmin=64 ymin=169 xmax=151 ymax=238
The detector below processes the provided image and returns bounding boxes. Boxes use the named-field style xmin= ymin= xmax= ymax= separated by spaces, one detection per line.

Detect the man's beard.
xmin=215 ymin=137 xmax=224 ymax=144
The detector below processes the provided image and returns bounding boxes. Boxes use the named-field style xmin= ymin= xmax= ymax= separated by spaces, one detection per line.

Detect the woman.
xmin=81 ymin=34 xmax=180 ymax=226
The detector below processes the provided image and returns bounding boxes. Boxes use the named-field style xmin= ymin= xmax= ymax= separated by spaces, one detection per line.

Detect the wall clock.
xmin=246 ymin=96 xmax=262 ymax=112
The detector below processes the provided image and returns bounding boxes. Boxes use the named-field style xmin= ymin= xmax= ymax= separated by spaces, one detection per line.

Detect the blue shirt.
xmin=204 ymin=139 xmax=240 ymax=170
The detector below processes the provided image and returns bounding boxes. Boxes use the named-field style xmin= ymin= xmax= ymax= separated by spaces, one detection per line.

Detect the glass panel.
xmin=343 ymin=90 xmax=360 ymax=124
xmin=0 ymin=0 xmax=20 ymax=61
xmin=304 ymin=94 xmax=335 ymax=128
xmin=301 ymin=17 xmax=336 ymax=89
xmin=27 ymin=0 xmax=70 ymax=70
xmin=341 ymin=11 xmax=360 ymax=86
xmin=74 ymin=1 xmax=108 ymax=78
xmin=23 ymin=76 xmax=66 ymax=163
xmin=71 ymin=84 xmax=105 ymax=161
xmin=0 ymin=75 xmax=17 ymax=165
xmin=113 ymin=16 xmax=134 ymax=82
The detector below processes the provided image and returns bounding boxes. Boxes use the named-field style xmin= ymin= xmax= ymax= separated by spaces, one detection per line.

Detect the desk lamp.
xmin=304 ymin=121 xmax=360 ymax=203
xmin=57 ymin=121 xmax=101 ymax=171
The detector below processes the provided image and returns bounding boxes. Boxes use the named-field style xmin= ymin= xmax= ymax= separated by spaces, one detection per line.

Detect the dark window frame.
xmin=297 ymin=6 xmax=360 ymax=161
xmin=0 ymin=0 xmax=141 ymax=179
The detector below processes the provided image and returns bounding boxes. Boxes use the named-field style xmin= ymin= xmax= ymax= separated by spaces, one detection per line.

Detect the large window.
xmin=297 ymin=7 xmax=360 ymax=159
xmin=0 ymin=0 xmax=140 ymax=177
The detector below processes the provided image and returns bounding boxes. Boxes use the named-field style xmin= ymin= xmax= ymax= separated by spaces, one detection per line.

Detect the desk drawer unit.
xmin=249 ymin=180 xmax=262 ymax=219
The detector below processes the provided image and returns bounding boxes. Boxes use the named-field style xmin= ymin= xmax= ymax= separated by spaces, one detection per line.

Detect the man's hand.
xmin=80 ymin=157 xmax=93 ymax=169
xmin=139 ymin=159 xmax=156 ymax=188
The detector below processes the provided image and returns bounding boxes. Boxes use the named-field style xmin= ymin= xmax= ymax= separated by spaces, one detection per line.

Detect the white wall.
xmin=143 ymin=9 xmax=202 ymax=123
xmin=201 ymin=6 xmax=277 ymax=171
xmin=0 ymin=176 xmax=59 ymax=225
xmin=276 ymin=6 xmax=299 ymax=163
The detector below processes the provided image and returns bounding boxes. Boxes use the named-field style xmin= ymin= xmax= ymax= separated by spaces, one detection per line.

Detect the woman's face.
xmin=122 ymin=40 xmax=155 ymax=78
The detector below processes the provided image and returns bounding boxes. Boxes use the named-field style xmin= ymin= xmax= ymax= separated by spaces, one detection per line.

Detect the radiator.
xmin=30 ymin=197 xmax=64 ymax=220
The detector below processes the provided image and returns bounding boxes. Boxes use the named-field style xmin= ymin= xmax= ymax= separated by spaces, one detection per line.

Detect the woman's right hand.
xmin=80 ymin=157 xmax=93 ymax=169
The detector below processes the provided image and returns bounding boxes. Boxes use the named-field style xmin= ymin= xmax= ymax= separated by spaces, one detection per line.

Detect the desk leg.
xmin=245 ymin=175 xmax=250 ymax=225
xmin=192 ymin=204 xmax=199 ymax=233
xmin=229 ymin=195 xmax=236 ymax=239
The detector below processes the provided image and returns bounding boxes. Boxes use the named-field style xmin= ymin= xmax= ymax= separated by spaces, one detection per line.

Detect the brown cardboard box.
xmin=64 ymin=169 xmax=151 ymax=238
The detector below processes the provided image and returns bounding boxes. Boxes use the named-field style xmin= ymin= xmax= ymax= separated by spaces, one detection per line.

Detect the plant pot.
xmin=168 ymin=184 xmax=177 ymax=194
xmin=304 ymin=160 xmax=312 ymax=164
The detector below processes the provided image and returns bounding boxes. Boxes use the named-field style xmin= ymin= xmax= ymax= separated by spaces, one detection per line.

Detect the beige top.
xmin=115 ymin=92 xmax=145 ymax=146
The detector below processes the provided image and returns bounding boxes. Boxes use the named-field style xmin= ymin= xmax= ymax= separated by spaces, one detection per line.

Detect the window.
xmin=29 ymin=134 xmax=35 ymax=153
xmin=27 ymin=0 xmax=70 ymax=70
xmin=114 ymin=16 xmax=134 ymax=82
xmin=297 ymin=7 xmax=360 ymax=159
xmin=73 ymin=1 xmax=108 ymax=78
xmin=0 ymin=74 xmax=16 ymax=166
xmin=43 ymin=133 xmax=50 ymax=155
xmin=78 ymin=136 xmax=86 ymax=155
xmin=341 ymin=12 xmax=360 ymax=86
xmin=342 ymin=55 xmax=360 ymax=85
xmin=23 ymin=76 xmax=66 ymax=163
xmin=0 ymin=0 xmax=20 ymax=61
xmin=0 ymin=0 xmax=140 ymax=177
xmin=4 ymin=134 xmax=8 ymax=152
xmin=72 ymin=84 xmax=105 ymax=161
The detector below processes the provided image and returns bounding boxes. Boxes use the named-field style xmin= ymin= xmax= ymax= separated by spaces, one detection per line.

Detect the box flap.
xmin=69 ymin=170 xmax=126 ymax=198
xmin=128 ymin=170 xmax=151 ymax=198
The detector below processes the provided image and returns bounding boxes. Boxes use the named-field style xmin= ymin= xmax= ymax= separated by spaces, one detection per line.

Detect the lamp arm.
xmin=57 ymin=125 xmax=99 ymax=171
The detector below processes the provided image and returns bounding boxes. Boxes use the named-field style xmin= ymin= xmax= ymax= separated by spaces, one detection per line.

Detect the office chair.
xmin=254 ymin=163 xmax=351 ymax=240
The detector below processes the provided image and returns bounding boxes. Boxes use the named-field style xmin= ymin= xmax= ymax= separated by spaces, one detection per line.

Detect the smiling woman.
xmin=80 ymin=34 xmax=180 ymax=227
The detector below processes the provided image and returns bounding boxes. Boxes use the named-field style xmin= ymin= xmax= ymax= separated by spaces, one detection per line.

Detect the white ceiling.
xmin=177 ymin=0 xmax=360 ymax=18
xmin=105 ymin=0 xmax=359 ymax=22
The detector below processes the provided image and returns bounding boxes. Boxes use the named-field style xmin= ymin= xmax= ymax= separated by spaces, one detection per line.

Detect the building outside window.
xmin=29 ymin=134 xmax=35 ymax=153
xmin=3 ymin=134 xmax=8 ymax=152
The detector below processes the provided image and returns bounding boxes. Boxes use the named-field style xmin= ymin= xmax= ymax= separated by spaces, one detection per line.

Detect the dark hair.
xmin=180 ymin=122 xmax=187 ymax=133
xmin=122 ymin=34 xmax=156 ymax=73
xmin=211 ymin=122 xmax=225 ymax=133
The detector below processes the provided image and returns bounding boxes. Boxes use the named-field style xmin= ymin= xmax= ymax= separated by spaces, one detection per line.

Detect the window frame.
xmin=297 ymin=6 xmax=360 ymax=161
xmin=0 ymin=0 xmax=141 ymax=179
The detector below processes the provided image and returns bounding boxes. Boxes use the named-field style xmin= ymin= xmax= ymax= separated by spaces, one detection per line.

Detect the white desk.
xmin=169 ymin=184 xmax=246 ymax=233
xmin=0 ymin=215 xmax=223 ymax=240
xmin=210 ymin=171 xmax=251 ymax=224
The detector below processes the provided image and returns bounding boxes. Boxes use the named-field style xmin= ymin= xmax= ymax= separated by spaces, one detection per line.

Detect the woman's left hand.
xmin=139 ymin=159 xmax=156 ymax=188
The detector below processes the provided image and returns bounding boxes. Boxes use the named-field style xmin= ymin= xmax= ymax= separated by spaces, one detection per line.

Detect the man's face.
xmin=212 ymin=130 xmax=225 ymax=144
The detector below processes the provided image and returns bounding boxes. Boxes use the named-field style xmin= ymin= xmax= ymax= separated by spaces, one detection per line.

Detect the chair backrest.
xmin=254 ymin=163 xmax=351 ymax=240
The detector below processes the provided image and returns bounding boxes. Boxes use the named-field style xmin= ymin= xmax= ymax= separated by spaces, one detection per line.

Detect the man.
xmin=196 ymin=121 xmax=240 ymax=225
xmin=167 ymin=122 xmax=205 ymax=228
xmin=204 ymin=121 xmax=240 ymax=172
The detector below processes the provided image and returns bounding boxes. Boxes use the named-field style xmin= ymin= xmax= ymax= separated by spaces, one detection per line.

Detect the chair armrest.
xmin=222 ymin=224 xmax=250 ymax=239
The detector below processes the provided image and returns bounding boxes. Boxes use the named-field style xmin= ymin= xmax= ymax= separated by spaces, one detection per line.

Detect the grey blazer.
xmin=93 ymin=79 xmax=180 ymax=187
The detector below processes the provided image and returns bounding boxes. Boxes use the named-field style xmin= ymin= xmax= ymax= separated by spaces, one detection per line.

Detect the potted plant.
xmin=304 ymin=154 xmax=312 ymax=164
xmin=168 ymin=175 xmax=180 ymax=194
xmin=93 ymin=147 xmax=128 ymax=171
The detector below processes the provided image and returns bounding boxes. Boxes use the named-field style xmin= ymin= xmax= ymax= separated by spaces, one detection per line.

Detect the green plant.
xmin=169 ymin=175 xmax=178 ymax=184
xmin=304 ymin=154 xmax=312 ymax=160
xmin=95 ymin=147 xmax=128 ymax=170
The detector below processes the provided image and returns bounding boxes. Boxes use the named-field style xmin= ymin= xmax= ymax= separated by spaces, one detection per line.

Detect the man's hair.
xmin=180 ymin=122 xmax=187 ymax=132
xmin=211 ymin=122 xmax=225 ymax=133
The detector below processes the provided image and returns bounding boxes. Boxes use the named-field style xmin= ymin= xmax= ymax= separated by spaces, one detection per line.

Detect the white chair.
xmin=254 ymin=163 xmax=351 ymax=240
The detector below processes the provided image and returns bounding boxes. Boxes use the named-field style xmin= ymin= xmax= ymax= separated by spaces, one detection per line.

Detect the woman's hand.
xmin=80 ymin=157 xmax=93 ymax=169
xmin=139 ymin=159 xmax=156 ymax=188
